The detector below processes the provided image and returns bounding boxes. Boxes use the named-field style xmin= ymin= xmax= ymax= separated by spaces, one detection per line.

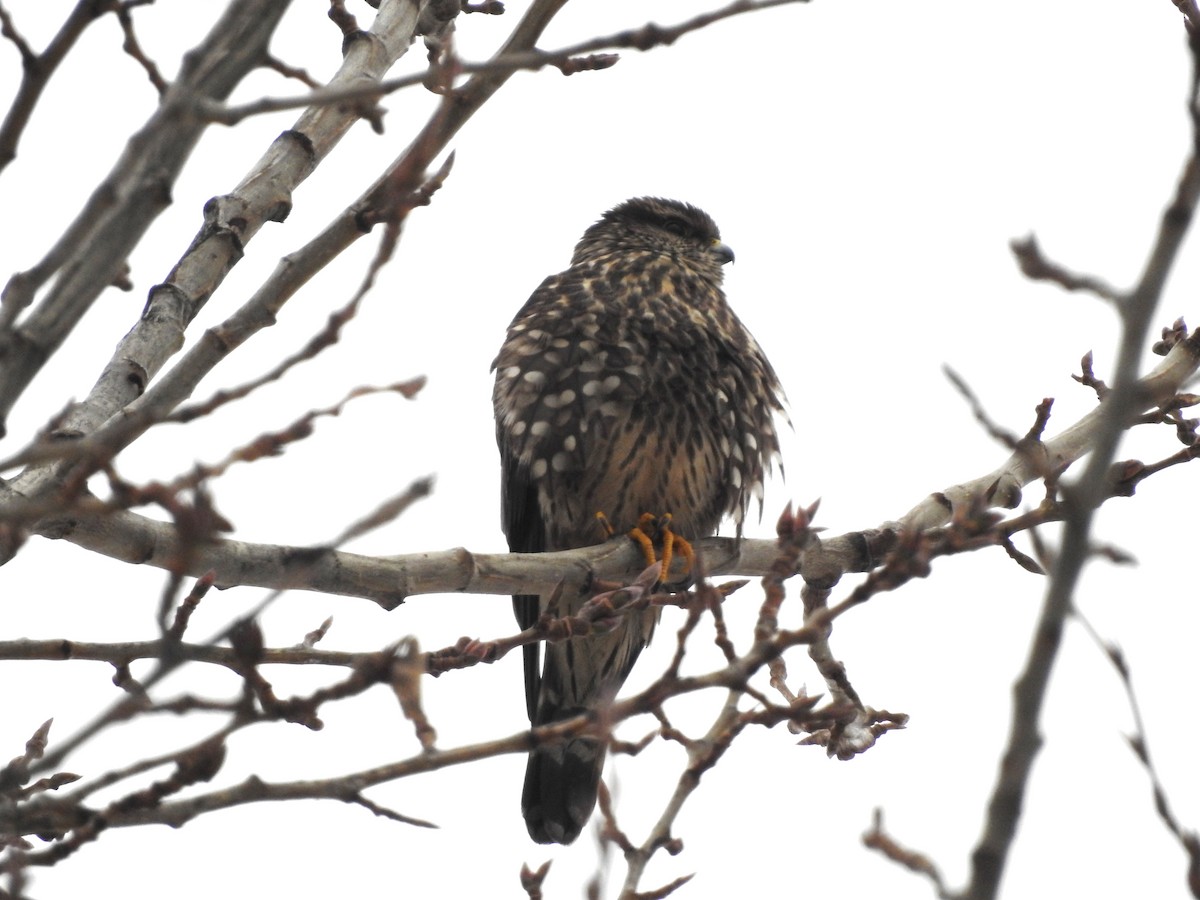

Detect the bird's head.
xmin=571 ymin=197 xmax=735 ymax=271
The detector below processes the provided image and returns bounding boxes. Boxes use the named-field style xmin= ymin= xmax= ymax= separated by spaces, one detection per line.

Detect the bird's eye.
xmin=662 ymin=217 xmax=690 ymax=237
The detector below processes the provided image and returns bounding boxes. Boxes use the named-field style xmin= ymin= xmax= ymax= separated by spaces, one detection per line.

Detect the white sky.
xmin=2 ymin=2 xmax=1198 ymax=898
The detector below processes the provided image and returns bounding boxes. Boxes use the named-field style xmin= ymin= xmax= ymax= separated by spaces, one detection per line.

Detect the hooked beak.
xmin=711 ymin=240 xmax=735 ymax=266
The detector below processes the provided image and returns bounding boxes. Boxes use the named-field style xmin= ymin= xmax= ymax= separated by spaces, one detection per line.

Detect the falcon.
xmin=492 ymin=196 xmax=785 ymax=844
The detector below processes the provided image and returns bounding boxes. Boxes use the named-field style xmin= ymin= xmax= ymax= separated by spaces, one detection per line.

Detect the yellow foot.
xmin=629 ymin=512 xmax=695 ymax=583
xmin=629 ymin=512 xmax=658 ymax=567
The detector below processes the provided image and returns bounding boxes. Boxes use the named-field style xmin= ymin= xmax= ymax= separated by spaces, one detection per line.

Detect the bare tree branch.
xmin=0 ymin=0 xmax=573 ymax=551
xmin=5 ymin=327 xmax=1193 ymax=605
xmin=0 ymin=0 xmax=295 ymax=433
xmin=1 ymin=2 xmax=1196 ymax=896
xmin=960 ymin=38 xmax=1200 ymax=900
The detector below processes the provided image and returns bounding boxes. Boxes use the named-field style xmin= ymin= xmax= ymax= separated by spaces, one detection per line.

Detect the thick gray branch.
xmin=29 ymin=330 xmax=1200 ymax=606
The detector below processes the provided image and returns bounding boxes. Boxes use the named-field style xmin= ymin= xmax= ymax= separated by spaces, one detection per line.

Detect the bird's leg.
xmin=628 ymin=512 xmax=659 ymax=568
xmin=657 ymin=514 xmax=678 ymax=579
xmin=598 ymin=509 xmax=659 ymax=569
xmin=657 ymin=514 xmax=696 ymax=583
xmin=599 ymin=511 xmax=696 ymax=582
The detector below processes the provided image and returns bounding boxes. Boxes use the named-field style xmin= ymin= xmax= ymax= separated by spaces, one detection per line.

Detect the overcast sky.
xmin=2 ymin=2 xmax=1198 ymax=898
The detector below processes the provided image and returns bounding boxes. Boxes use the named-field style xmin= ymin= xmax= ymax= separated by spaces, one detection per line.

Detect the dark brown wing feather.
xmin=497 ymin=429 xmax=544 ymax=723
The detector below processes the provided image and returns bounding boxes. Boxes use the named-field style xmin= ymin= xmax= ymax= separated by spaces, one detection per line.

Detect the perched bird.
xmin=492 ymin=197 xmax=785 ymax=845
